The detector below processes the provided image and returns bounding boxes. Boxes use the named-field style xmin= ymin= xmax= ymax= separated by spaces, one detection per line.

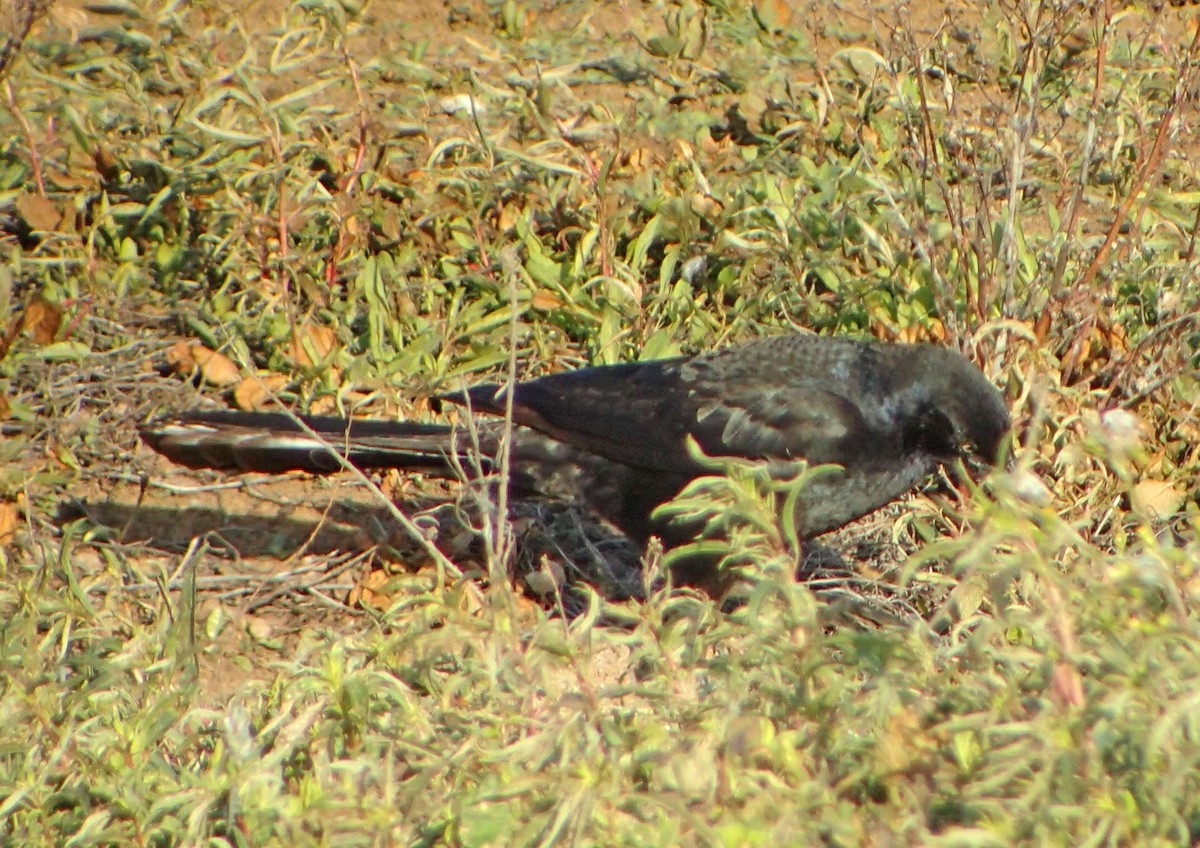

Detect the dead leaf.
xmin=92 ymin=143 xmax=119 ymax=182
xmin=896 ymin=319 xmax=947 ymax=344
xmin=689 ymin=192 xmax=723 ymax=218
xmin=753 ymin=0 xmax=792 ymax=33
xmin=234 ymin=373 xmax=290 ymax=411
xmin=869 ymin=322 xmax=900 ymax=342
xmin=1033 ymin=311 xmax=1052 ymax=343
xmin=497 ymin=202 xmax=521 ymax=233
xmin=286 ymin=322 xmax=336 ymax=369
xmin=191 ymin=346 xmax=241 ymax=386
xmin=0 ymin=500 xmax=19 ymax=546
xmin=531 ymin=289 xmax=563 ymax=311
xmin=349 ymin=568 xmax=396 ymax=611
xmin=21 ymin=298 xmax=62 ymax=345
xmin=1061 ymin=318 xmax=1128 ymax=386
xmin=167 ymin=341 xmax=241 ymax=387
xmin=14 ymin=193 xmax=64 ymax=232
xmin=47 ymin=171 xmax=94 ymax=193
xmin=165 ymin=339 xmax=196 ymax=371
xmin=1131 ymin=479 xmax=1185 ymax=519
xmin=307 ymin=390 xmax=370 ymax=416
xmin=625 ymin=146 xmax=652 ymax=171
xmin=0 ymin=297 xmax=64 ymax=360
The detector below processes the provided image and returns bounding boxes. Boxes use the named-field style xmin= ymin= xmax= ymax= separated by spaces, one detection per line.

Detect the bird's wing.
xmin=687 ymin=377 xmax=871 ymax=464
xmin=447 ymin=357 xmax=873 ymax=473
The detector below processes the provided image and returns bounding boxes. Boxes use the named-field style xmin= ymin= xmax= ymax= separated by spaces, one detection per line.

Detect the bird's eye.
xmin=959 ymin=439 xmax=977 ymax=456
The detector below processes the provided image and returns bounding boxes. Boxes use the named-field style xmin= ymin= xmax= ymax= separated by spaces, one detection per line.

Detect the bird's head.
xmin=898 ymin=346 xmax=1011 ymax=468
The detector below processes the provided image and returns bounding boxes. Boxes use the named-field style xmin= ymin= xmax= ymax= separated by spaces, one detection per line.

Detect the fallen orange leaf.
xmin=530 ymin=289 xmax=564 ymax=311
xmin=14 ymin=193 xmax=64 ymax=232
xmin=286 ymin=322 xmax=337 ymax=369
xmin=0 ymin=500 xmax=20 ymax=546
xmin=234 ymin=373 xmax=290 ymax=411
xmin=167 ymin=341 xmax=241 ymax=387
xmin=22 ymin=298 xmax=62 ymax=345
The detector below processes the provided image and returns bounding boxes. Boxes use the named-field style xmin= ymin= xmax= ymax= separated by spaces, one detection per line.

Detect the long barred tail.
xmin=138 ymin=410 xmax=483 ymax=476
xmin=140 ymin=409 xmax=643 ymax=534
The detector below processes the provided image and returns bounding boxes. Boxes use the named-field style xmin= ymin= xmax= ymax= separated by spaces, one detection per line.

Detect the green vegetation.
xmin=1 ymin=0 xmax=1199 ymax=844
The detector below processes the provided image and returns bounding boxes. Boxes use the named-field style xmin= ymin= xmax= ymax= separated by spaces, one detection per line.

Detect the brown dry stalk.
xmin=1075 ymin=14 xmax=1200 ymax=293
xmin=0 ymin=0 xmax=52 ymax=81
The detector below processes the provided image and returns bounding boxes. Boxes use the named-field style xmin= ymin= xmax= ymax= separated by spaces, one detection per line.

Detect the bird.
xmin=139 ymin=334 xmax=1009 ymax=583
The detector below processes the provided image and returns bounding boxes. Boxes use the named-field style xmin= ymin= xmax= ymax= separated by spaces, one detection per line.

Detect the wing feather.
xmin=445 ymin=342 xmax=883 ymax=472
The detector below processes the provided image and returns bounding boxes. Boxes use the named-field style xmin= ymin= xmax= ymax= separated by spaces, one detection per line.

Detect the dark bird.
xmin=140 ymin=335 xmax=1009 ymax=579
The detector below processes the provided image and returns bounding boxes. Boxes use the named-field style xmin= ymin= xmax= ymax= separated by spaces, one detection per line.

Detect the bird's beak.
xmin=965 ymin=431 xmax=1013 ymax=479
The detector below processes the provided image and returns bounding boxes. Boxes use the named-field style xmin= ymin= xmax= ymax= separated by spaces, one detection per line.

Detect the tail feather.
xmin=139 ymin=410 xmax=647 ymax=532
xmin=138 ymin=410 xmax=485 ymax=476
